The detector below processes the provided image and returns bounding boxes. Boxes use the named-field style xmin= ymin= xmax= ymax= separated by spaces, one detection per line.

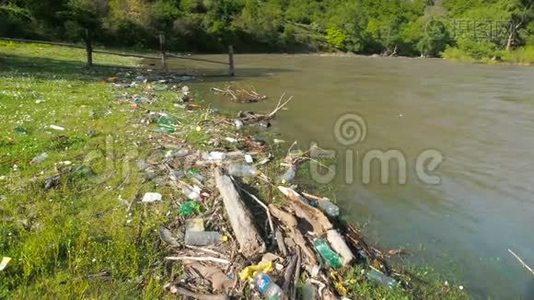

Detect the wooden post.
xmin=228 ymin=45 xmax=234 ymax=76
xmin=84 ymin=29 xmax=93 ymax=67
xmin=159 ymin=34 xmax=167 ymax=72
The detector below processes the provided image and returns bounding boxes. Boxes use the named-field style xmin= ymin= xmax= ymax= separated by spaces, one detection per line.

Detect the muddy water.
xmin=163 ymin=54 xmax=534 ymax=298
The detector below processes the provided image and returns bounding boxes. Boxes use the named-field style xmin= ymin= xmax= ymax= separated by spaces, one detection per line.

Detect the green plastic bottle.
xmin=313 ymin=239 xmax=342 ymax=269
xmin=157 ymin=115 xmax=175 ymax=133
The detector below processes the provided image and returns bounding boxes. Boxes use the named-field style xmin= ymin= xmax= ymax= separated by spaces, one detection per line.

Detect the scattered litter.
xmin=44 ymin=174 xmax=61 ymax=190
xmin=185 ymin=218 xmax=205 ymax=232
xmin=179 ymin=200 xmax=202 ymax=217
xmin=35 ymin=99 xmax=44 ymax=104
xmin=224 ymin=137 xmax=238 ymax=143
xmin=0 ymin=257 xmax=11 ymax=271
xmin=159 ymin=227 xmax=180 ymax=247
xmin=313 ymin=239 xmax=342 ymax=269
xmin=30 ymin=152 xmax=49 ymax=165
xmin=205 ymin=151 xmax=226 ymax=161
xmin=49 ymin=125 xmax=65 ymax=131
xmin=185 ymin=230 xmax=223 ymax=246
xmin=365 ymin=267 xmax=399 ymax=289
xmin=279 ymin=166 xmax=296 ymax=183
xmin=244 ymin=154 xmax=253 ymax=164
xmin=14 ymin=126 xmax=28 ymax=135
xmin=142 ymin=192 xmax=162 ymax=203
xmin=227 ymin=164 xmax=257 ymax=177
xmin=182 ymin=186 xmax=202 ymax=201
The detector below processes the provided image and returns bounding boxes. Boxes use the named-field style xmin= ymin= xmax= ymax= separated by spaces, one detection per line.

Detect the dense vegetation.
xmin=0 ymin=0 xmax=533 ymax=58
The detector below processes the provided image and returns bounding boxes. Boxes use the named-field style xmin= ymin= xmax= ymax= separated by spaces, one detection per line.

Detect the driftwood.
xmin=326 ymin=229 xmax=355 ymax=266
xmin=238 ymin=94 xmax=293 ymax=125
xmin=211 ymin=85 xmax=267 ymax=103
xmin=277 ymin=186 xmax=333 ymax=234
xmin=269 ymin=205 xmax=317 ymax=265
xmin=214 ymin=168 xmax=265 ymax=257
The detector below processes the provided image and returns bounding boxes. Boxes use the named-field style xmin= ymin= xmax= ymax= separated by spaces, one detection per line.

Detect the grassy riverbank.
xmin=0 ymin=41 xmax=468 ymax=299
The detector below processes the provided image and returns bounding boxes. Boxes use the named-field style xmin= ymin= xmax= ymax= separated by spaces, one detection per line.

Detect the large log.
xmin=214 ymin=168 xmax=265 ymax=257
xmin=277 ymin=186 xmax=333 ymax=234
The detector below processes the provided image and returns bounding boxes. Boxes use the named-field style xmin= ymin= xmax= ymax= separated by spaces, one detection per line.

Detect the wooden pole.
xmin=228 ymin=45 xmax=234 ymax=76
xmin=159 ymin=34 xmax=167 ymax=72
xmin=84 ymin=29 xmax=93 ymax=67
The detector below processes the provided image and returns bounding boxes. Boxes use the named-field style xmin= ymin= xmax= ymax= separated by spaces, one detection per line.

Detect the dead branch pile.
xmin=211 ymin=85 xmax=267 ymax=103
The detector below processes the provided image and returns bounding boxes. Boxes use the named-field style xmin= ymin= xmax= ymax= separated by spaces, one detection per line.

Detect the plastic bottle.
xmin=313 ymin=239 xmax=342 ymax=269
xmin=365 ymin=268 xmax=399 ymax=289
xmin=30 ymin=152 xmax=48 ymax=165
xmin=309 ymin=199 xmax=339 ymax=218
xmin=227 ymin=164 xmax=257 ymax=177
xmin=184 ymin=230 xmax=222 ymax=246
xmin=157 ymin=115 xmax=175 ymax=133
xmin=279 ymin=166 xmax=296 ymax=183
xmin=301 ymin=281 xmax=317 ymax=300
xmin=253 ymin=272 xmax=284 ymax=300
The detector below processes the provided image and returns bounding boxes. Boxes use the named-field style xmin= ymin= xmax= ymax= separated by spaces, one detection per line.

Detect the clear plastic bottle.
xmin=30 ymin=152 xmax=48 ymax=165
xmin=365 ymin=268 xmax=399 ymax=289
xmin=316 ymin=199 xmax=339 ymax=218
xmin=253 ymin=272 xmax=284 ymax=300
xmin=227 ymin=164 xmax=257 ymax=177
xmin=279 ymin=166 xmax=296 ymax=183
xmin=184 ymin=230 xmax=222 ymax=246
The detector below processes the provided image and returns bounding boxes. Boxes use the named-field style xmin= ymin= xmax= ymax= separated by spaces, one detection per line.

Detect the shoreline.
xmin=0 ymin=41 xmax=469 ymax=299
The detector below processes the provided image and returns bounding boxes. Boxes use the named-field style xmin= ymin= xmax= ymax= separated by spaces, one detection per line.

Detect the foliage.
xmin=0 ymin=0 xmax=532 ymax=57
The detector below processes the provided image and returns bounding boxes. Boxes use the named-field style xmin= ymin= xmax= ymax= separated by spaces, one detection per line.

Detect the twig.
xmin=239 ymin=186 xmax=275 ymax=241
xmin=268 ymin=95 xmax=293 ymax=118
xmin=508 ymin=249 xmax=534 ymax=276
xmin=165 ymin=256 xmax=231 ymax=265
xmin=184 ymin=245 xmax=227 ymax=257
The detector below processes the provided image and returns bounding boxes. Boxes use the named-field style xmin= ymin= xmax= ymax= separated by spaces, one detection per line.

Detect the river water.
xmin=163 ymin=54 xmax=534 ymax=298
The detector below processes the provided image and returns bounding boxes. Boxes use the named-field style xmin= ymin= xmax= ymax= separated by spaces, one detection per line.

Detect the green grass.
xmin=0 ymin=41 xmax=469 ymax=299
xmin=0 ymin=41 xmax=197 ymax=299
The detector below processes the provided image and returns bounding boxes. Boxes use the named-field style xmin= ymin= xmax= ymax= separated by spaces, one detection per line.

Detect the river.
xmin=161 ymin=54 xmax=534 ymax=298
